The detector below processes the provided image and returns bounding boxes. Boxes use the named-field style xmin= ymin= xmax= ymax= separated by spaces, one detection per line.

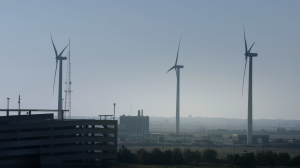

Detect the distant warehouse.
xmin=119 ymin=110 xmax=149 ymax=133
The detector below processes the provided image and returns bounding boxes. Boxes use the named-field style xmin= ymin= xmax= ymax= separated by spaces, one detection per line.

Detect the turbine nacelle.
xmin=245 ymin=53 xmax=258 ymax=57
xmin=175 ymin=65 xmax=184 ymax=68
xmin=56 ymin=56 xmax=67 ymax=60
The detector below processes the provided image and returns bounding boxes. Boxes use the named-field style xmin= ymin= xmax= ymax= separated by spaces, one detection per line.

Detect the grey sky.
xmin=0 ymin=0 xmax=299 ymax=119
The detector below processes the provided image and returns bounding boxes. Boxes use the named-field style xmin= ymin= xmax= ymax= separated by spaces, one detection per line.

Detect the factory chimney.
xmin=138 ymin=110 xmax=140 ymax=116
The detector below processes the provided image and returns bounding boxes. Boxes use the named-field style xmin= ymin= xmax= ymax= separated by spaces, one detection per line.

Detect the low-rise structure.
xmin=119 ymin=110 xmax=149 ymax=133
xmin=0 ymin=109 xmax=117 ymax=167
xmin=233 ymin=134 xmax=270 ymax=144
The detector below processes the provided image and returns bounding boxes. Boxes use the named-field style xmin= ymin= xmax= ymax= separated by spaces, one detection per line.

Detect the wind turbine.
xmin=242 ymin=27 xmax=258 ymax=144
xmin=166 ymin=37 xmax=184 ymax=135
xmin=51 ymin=35 xmax=68 ymax=120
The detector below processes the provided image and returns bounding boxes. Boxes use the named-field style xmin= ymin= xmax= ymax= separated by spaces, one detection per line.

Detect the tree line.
xmin=117 ymin=145 xmax=300 ymax=167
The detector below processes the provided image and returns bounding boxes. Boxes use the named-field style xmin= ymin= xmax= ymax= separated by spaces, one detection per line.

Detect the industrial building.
xmin=233 ymin=134 xmax=270 ymax=144
xmin=0 ymin=109 xmax=117 ymax=167
xmin=119 ymin=110 xmax=149 ymax=133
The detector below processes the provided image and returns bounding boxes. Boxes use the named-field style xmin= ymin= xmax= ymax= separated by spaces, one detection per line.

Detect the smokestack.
xmin=138 ymin=110 xmax=140 ymax=116
xmin=141 ymin=109 xmax=143 ymax=116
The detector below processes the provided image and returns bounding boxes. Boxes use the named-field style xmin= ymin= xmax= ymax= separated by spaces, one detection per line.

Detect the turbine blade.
xmin=247 ymin=42 xmax=255 ymax=53
xmin=175 ymin=67 xmax=178 ymax=78
xmin=175 ymin=36 xmax=182 ymax=66
xmin=166 ymin=66 xmax=175 ymax=73
xmin=243 ymin=26 xmax=248 ymax=54
xmin=50 ymin=34 xmax=58 ymax=56
xmin=58 ymin=44 xmax=69 ymax=57
xmin=53 ymin=59 xmax=58 ymax=96
xmin=242 ymin=57 xmax=248 ymax=96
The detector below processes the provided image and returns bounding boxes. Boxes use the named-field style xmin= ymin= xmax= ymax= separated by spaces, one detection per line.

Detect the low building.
xmin=198 ymin=127 xmax=206 ymax=132
xmin=0 ymin=109 xmax=117 ymax=167
xmin=119 ymin=110 xmax=149 ymax=133
xmin=277 ymin=127 xmax=287 ymax=132
xmin=158 ymin=137 xmax=164 ymax=143
xmin=233 ymin=134 xmax=270 ymax=144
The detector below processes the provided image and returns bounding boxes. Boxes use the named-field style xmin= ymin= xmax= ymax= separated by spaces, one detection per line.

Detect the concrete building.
xmin=0 ymin=109 xmax=117 ymax=167
xmin=119 ymin=110 xmax=149 ymax=133
xmin=233 ymin=134 xmax=270 ymax=144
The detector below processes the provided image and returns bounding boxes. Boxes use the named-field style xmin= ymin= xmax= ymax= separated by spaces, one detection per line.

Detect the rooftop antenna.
xmin=51 ymin=34 xmax=68 ymax=120
xmin=241 ymin=26 xmax=258 ymax=144
xmin=18 ymin=94 xmax=21 ymax=115
xmin=166 ymin=36 xmax=184 ymax=135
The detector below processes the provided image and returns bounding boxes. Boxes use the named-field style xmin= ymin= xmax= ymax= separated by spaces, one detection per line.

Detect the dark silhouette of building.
xmin=0 ymin=109 xmax=117 ymax=167
xmin=119 ymin=110 xmax=149 ymax=133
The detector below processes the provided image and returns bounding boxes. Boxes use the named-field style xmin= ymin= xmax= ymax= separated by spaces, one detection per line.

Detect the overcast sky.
xmin=0 ymin=0 xmax=299 ymax=119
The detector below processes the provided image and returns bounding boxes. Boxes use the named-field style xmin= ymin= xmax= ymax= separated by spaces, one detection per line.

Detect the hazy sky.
xmin=0 ymin=1 xmax=299 ymax=119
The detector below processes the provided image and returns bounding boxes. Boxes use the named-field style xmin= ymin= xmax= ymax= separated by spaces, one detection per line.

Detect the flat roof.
xmin=0 ymin=109 xmax=69 ymax=112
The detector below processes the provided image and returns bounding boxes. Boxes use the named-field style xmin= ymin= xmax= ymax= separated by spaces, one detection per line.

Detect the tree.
xmin=194 ymin=149 xmax=202 ymax=164
xmin=202 ymin=149 xmax=218 ymax=163
xmin=291 ymin=155 xmax=300 ymax=166
xmin=135 ymin=148 xmax=150 ymax=164
xmin=254 ymin=150 xmax=277 ymax=166
xmin=172 ymin=148 xmax=184 ymax=165
xmin=236 ymin=152 xmax=255 ymax=168
xmin=227 ymin=153 xmax=240 ymax=165
xmin=150 ymin=148 xmax=164 ymax=164
xmin=164 ymin=149 xmax=172 ymax=165
xmin=277 ymin=152 xmax=291 ymax=166
xmin=183 ymin=148 xmax=196 ymax=164
xmin=117 ymin=145 xmax=136 ymax=163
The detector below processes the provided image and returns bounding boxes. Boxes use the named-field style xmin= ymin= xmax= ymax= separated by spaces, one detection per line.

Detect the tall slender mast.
xmin=247 ymin=56 xmax=253 ymax=144
xmin=58 ymin=59 xmax=63 ymax=119
xmin=64 ymin=39 xmax=72 ymax=119
xmin=176 ymin=68 xmax=180 ymax=134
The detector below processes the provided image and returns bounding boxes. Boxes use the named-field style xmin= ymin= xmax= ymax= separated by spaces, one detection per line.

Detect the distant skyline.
xmin=0 ymin=1 xmax=299 ymax=120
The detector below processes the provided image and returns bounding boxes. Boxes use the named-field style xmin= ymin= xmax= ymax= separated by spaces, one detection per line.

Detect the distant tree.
xmin=255 ymin=150 xmax=277 ymax=166
xmin=274 ymin=138 xmax=285 ymax=143
xmin=172 ymin=148 xmax=184 ymax=165
xmin=202 ymin=139 xmax=213 ymax=145
xmin=236 ymin=152 xmax=255 ymax=168
xmin=164 ymin=149 xmax=172 ymax=165
xmin=291 ymin=155 xmax=300 ymax=166
xmin=175 ymin=140 xmax=181 ymax=144
xmin=202 ymin=149 xmax=218 ymax=163
xmin=117 ymin=145 xmax=136 ymax=163
xmin=183 ymin=148 xmax=196 ymax=164
xmin=227 ymin=153 xmax=240 ymax=165
xmin=135 ymin=148 xmax=150 ymax=164
xmin=150 ymin=148 xmax=164 ymax=164
xmin=194 ymin=149 xmax=201 ymax=164
xmin=277 ymin=152 xmax=291 ymax=166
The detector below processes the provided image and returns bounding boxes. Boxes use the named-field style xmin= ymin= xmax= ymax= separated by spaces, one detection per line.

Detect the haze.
xmin=0 ymin=0 xmax=299 ymax=120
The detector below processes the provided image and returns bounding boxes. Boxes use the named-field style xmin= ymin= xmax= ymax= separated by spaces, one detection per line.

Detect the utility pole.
xmin=294 ymin=137 xmax=295 ymax=157
xmin=160 ymin=122 xmax=161 ymax=132
xmin=184 ymin=132 xmax=185 ymax=150
xmin=208 ymin=133 xmax=210 ymax=149
xmin=233 ymin=137 xmax=236 ymax=165
xmin=263 ymin=138 xmax=264 ymax=152
xmin=113 ymin=103 xmax=116 ymax=120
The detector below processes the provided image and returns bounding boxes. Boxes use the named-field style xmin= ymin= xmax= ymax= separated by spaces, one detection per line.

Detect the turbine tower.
xmin=64 ymin=38 xmax=72 ymax=119
xmin=166 ymin=37 xmax=184 ymax=135
xmin=242 ymin=27 xmax=258 ymax=144
xmin=51 ymin=35 xmax=69 ymax=120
